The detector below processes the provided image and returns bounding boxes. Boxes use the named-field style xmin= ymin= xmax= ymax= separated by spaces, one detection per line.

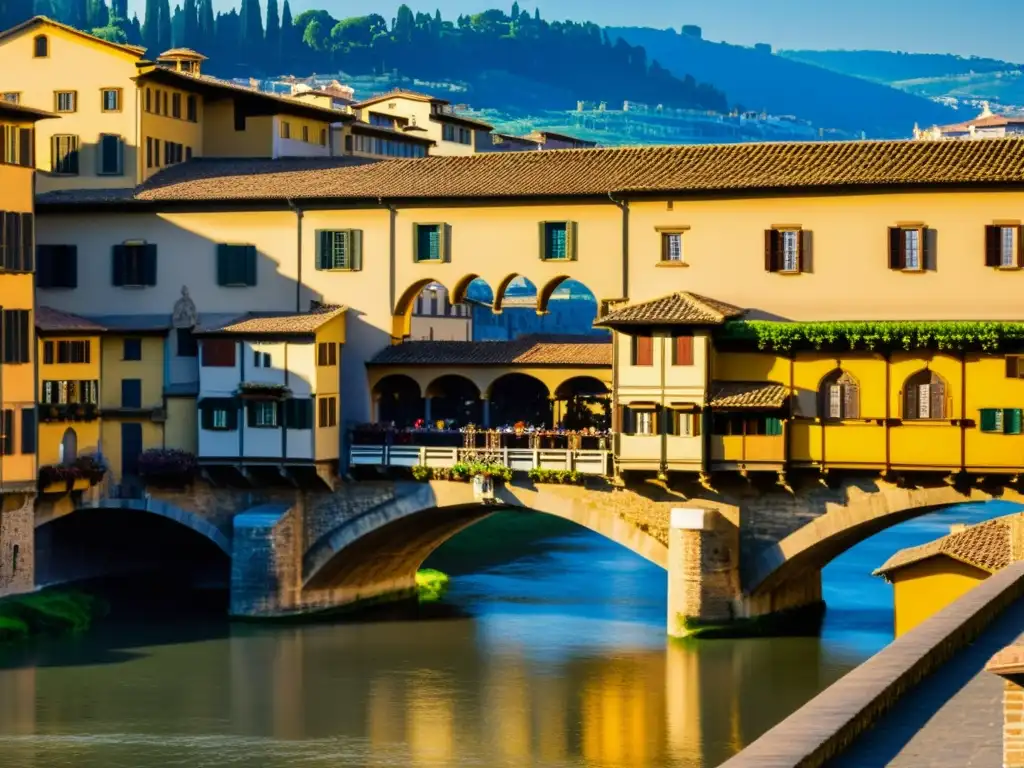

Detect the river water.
xmin=0 ymin=500 xmax=1019 ymax=768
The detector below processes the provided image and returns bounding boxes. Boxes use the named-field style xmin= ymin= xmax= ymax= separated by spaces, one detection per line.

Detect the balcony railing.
xmin=710 ymin=434 xmax=787 ymax=464
xmin=350 ymin=445 xmax=611 ymax=475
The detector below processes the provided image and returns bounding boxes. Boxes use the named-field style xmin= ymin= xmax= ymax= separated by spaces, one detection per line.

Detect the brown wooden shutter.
xmin=985 ymin=225 xmax=1002 ymax=267
xmin=888 ymin=227 xmax=903 ymax=269
xmin=1018 ymin=226 xmax=1024 ymax=268
xmin=922 ymin=228 xmax=936 ymax=271
xmin=930 ymin=378 xmax=945 ymax=419
xmin=1007 ymin=355 xmax=1020 ymax=379
xmin=764 ymin=229 xmax=779 ymax=272
xmin=843 ymin=384 xmax=859 ymax=419
xmin=635 ymin=335 xmax=653 ymax=366
xmin=660 ymin=233 xmax=669 ymax=262
xmin=673 ymin=334 xmax=693 ymax=366
xmin=799 ymin=229 xmax=812 ymax=273
xmin=904 ymin=384 xmax=917 ymax=420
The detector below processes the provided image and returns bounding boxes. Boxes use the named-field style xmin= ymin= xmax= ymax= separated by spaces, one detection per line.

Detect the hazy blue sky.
xmin=130 ymin=0 xmax=1023 ymax=62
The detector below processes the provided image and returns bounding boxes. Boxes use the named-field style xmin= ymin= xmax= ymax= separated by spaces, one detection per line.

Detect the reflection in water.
xmin=0 ymin=502 xmax=1020 ymax=767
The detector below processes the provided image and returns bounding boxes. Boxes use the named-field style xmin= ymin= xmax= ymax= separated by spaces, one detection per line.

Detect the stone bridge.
xmin=14 ymin=474 xmax=1024 ymax=637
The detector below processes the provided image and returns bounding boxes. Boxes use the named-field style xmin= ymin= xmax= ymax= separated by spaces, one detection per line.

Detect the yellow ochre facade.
xmin=0 ymin=17 xmax=346 ymax=192
xmin=349 ymin=90 xmax=492 ymax=156
xmin=29 ymin=134 xmax=1024 ymax=479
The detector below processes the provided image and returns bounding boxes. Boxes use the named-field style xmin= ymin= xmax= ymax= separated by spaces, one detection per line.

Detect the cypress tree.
xmin=197 ymin=0 xmax=213 ymax=51
xmin=157 ymin=0 xmax=171 ymax=51
xmin=264 ymin=0 xmax=279 ymax=69
xmin=182 ymin=0 xmax=197 ymax=48
xmin=141 ymin=0 xmax=159 ymax=51
xmin=279 ymin=0 xmax=292 ymax=65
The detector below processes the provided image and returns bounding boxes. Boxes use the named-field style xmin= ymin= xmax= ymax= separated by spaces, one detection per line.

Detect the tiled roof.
xmin=0 ymin=101 xmax=56 ymax=122
xmin=352 ymin=89 xmax=446 ymax=108
xmin=596 ymin=292 xmax=745 ymax=327
xmin=36 ymin=137 xmax=1024 ymax=206
xmin=939 ymin=114 xmax=1024 ymax=132
xmin=36 ymin=306 xmax=105 ymax=332
xmin=158 ymin=47 xmax=207 ymax=59
xmin=874 ymin=515 xmax=1018 ymax=578
xmin=87 ymin=314 xmax=172 ymax=332
xmin=707 ymin=381 xmax=789 ymax=409
xmin=0 ymin=16 xmax=145 ymax=57
xmin=196 ymin=305 xmax=346 ymax=335
xmin=369 ymin=336 xmax=612 ymax=366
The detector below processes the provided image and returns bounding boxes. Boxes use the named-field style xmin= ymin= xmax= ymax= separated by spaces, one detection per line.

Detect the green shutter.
xmin=538 ymin=221 xmax=547 ymax=259
xmin=350 ymin=230 xmax=362 ymax=271
xmin=440 ymin=224 xmax=450 ymax=262
xmin=980 ymin=408 xmax=998 ymax=432
xmin=413 ymin=224 xmax=421 ymax=262
xmin=1005 ymin=408 xmax=1023 ymax=435
xmin=216 ymin=244 xmax=229 ymax=285
xmin=567 ymin=221 xmax=578 ymax=261
xmin=200 ymin=401 xmax=212 ymax=429
xmin=112 ymin=244 xmax=126 ymax=286
xmin=766 ymin=417 xmax=783 ymax=436
xmin=316 ymin=230 xmax=331 ymax=270
xmin=245 ymin=245 xmax=257 ymax=285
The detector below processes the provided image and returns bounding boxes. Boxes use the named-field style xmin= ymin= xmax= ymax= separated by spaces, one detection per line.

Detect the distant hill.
xmin=778 ymin=49 xmax=1021 ymax=85
xmin=609 ymin=27 xmax=959 ymax=138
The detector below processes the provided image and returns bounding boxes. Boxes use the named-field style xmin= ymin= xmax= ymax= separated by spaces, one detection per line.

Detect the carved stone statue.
xmin=172 ymin=285 xmax=197 ymax=328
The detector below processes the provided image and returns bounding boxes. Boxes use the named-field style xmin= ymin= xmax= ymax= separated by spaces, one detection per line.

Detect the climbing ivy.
xmin=716 ymin=320 xmax=1024 ymax=353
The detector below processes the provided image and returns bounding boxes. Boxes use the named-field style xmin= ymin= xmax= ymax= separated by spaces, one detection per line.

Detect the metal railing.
xmin=350 ymin=445 xmax=611 ymax=475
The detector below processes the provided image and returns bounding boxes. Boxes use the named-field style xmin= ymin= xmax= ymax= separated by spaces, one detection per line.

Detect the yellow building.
xmin=0 ymin=16 xmax=348 ymax=192
xmin=874 ymin=513 xmax=1022 ymax=636
xmin=348 ymin=89 xmax=493 ymax=155
xmin=96 ymin=320 xmax=169 ymax=483
xmin=32 ymin=136 xmax=1024 ymax=477
xmin=35 ymin=306 xmax=103 ymax=472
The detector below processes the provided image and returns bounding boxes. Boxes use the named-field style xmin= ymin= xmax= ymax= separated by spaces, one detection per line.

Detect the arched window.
xmin=33 ymin=35 xmax=48 ymax=58
xmin=903 ymin=370 xmax=946 ymax=420
xmin=59 ymin=427 xmax=78 ymax=464
xmin=819 ymin=369 xmax=859 ymax=420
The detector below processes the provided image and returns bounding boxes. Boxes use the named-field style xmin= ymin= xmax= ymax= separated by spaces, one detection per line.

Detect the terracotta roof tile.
xmin=707 ymin=381 xmax=789 ymax=409
xmin=596 ymin=292 xmax=745 ymax=328
xmin=40 ymin=137 xmax=1024 ymax=207
xmin=369 ymin=336 xmax=611 ymax=366
xmin=874 ymin=515 xmax=1018 ymax=578
xmin=196 ymin=306 xmax=346 ymax=335
xmin=36 ymin=306 xmax=105 ymax=333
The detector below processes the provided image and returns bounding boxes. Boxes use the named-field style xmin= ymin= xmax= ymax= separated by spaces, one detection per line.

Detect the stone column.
xmin=482 ymin=397 xmax=491 ymax=428
xmin=424 ymin=397 xmax=433 ymax=426
xmin=666 ymin=507 xmax=738 ymax=638
xmin=986 ymin=644 xmax=1024 ymax=768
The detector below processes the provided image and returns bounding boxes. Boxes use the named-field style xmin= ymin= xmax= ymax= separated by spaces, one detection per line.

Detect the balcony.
xmin=38 ymin=402 xmax=99 ymax=423
xmin=350 ymin=445 xmax=610 ymax=475
xmin=710 ymin=433 xmax=786 ymax=469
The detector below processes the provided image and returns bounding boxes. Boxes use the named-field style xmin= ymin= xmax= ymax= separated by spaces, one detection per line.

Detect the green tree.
xmin=141 ymin=0 xmax=158 ymax=51
xmin=157 ymin=0 xmax=171 ymax=51
xmin=87 ymin=0 xmax=108 ymax=28
xmin=181 ymin=0 xmax=197 ymax=48
xmin=197 ymin=0 xmax=213 ymax=50
xmin=264 ymin=0 xmax=279 ymax=68
xmin=91 ymin=23 xmax=127 ymax=42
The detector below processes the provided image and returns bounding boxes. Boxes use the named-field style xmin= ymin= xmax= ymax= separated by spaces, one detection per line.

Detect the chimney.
xmin=986 ymin=644 xmax=1024 ymax=768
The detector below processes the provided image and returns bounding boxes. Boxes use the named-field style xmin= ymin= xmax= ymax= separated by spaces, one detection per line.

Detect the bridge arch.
xmin=302 ymin=482 xmax=668 ymax=596
xmin=745 ymin=481 xmax=1024 ymax=602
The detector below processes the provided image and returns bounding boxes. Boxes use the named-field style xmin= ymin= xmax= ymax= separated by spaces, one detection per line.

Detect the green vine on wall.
xmin=716 ymin=320 xmax=1024 ymax=353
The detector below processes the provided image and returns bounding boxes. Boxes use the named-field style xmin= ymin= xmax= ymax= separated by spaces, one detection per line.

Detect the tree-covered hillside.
xmin=0 ymin=1 xmax=728 ymax=113
xmin=778 ymin=49 xmax=1021 ymax=85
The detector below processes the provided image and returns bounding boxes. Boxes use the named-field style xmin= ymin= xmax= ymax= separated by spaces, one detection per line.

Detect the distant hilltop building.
xmin=681 ymin=25 xmax=702 ymax=39
xmin=914 ymin=101 xmax=1024 ymax=141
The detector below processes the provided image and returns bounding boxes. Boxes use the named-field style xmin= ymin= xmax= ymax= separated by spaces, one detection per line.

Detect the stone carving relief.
xmin=172 ymin=286 xmax=197 ymax=328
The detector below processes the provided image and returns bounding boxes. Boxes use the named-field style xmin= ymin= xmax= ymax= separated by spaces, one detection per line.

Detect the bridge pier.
xmin=0 ymin=493 xmax=35 ymax=599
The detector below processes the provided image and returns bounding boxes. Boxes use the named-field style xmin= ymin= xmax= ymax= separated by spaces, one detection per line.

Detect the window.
xmin=629 ymin=408 xmax=656 ymax=436
xmin=33 ymin=35 xmax=48 ymax=58
xmin=153 ymin=139 xmax=160 ymax=167
xmin=201 ymin=339 xmax=235 ymax=367
xmin=249 ymin=401 xmax=278 ymax=428
xmin=671 ymin=334 xmax=693 ymax=366
xmin=36 ymin=245 xmax=76 ymax=288
xmin=145 ymin=88 xmax=151 ymax=112
xmin=185 ymin=146 xmax=192 ymax=161
xmin=234 ymin=102 xmax=246 ymax=131
xmin=98 ymin=134 xmax=124 ymax=175
xmin=1 ymin=211 xmax=33 ymax=272
xmin=980 ymin=408 xmax=1023 ymax=434
xmin=903 ymin=370 xmax=946 ymax=420
xmin=1007 ymin=356 xmax=1024 ymax=379
xmin=1 ymin=125 xmax=33 ymax=167
xmin=280 ymin=120 xmax=291 ymax=139
xmin=200 ymin=397 xmax=236 ymax=430
xmin=252 ymin=350 xmax=271 ymax=368
xmin=171 ymin=92 xmax=181 ymax=119
xmin=41 ymin=380 xmax=98 ymax=405
xmin=441 ymin=123 xmax=472 ymax=144
xmin=985 ymin=225 xmax=1023 ymax=269
xmin=21 ymin=407 xmax=35 ymax=455
xmin=121 ymin=379 xmax=142 ymax=408
xmin=163 ymin=141 xmax=183 ymax=165
xmin=50 ymin=135 xmax=79 ymax=174
xmin=1 ymin=92 xmax=19 ymax=104
xmin=177 ymin=328 xmax=197 ymax=357
xmin=673 ymin=410 xmax=700 ymax=437
xmin=712 ymin=414 xmax=783 ymax=436
xmin=101 ymin=88 xmax=121 ymax=112
xmin=123 ymin=338 xmax=142 ymax=361
xmin=285 ymin=398 xmax=313 ymax=429
xmin=661 ymin=232 xmax=684 ymax=262
xmin=112 ymin=243 xmax=157 ymax=287
xmin=319 ymin=128 xmax=327 ymax=146
xmin=54 ymin=340 xmax=90 ymax=364
xmin=54 ymin=91 xmax=76 ymax=113
xmin=889 ymin=226 xmax=932 ymax=271
xmin=819 ymin=369 xmax=859 ymax=420
xmin=540 ymin=221 xmax=576 ymax=260
xmin=318 ymin=396 xmax=337 ymax=428
xmin=414 ymin=224 xmax=446 ymax=262
xmin=631 ymin=335 xmax=653 ymax=366
xmin=765 ymin=228 xmax=806 ymax=273
xmin=217 ymin=244 xmax=257 ymax=286
xmin=162 ymin=91 xmax=168 ymax=115
xmin=186 ymin=95 xmax=197 ymax=122
xmin=0 ymin=409 xmax=12 ymax=456
xmin=146 ymin=137 xmax=153 ymax=169
xmin=2 ymin=310 xmax=30 ymax=363
xmin=301 ymin=125 xmax=309 ymax=142
xmin=317 ymin=342 xmax=337 ymax=366
xmin=315 ymin=230 xmax=363 ymax=271
xmin=345 ymin=134 xmax=353 ymax=153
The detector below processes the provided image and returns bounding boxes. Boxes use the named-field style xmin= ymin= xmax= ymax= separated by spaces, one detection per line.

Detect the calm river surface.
xmin=0 ymin=500 xmax=1020 ymax=768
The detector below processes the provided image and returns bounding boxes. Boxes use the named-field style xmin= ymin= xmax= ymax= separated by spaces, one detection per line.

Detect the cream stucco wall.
xmin=0 ymin=23 xmax=141 ymax=192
